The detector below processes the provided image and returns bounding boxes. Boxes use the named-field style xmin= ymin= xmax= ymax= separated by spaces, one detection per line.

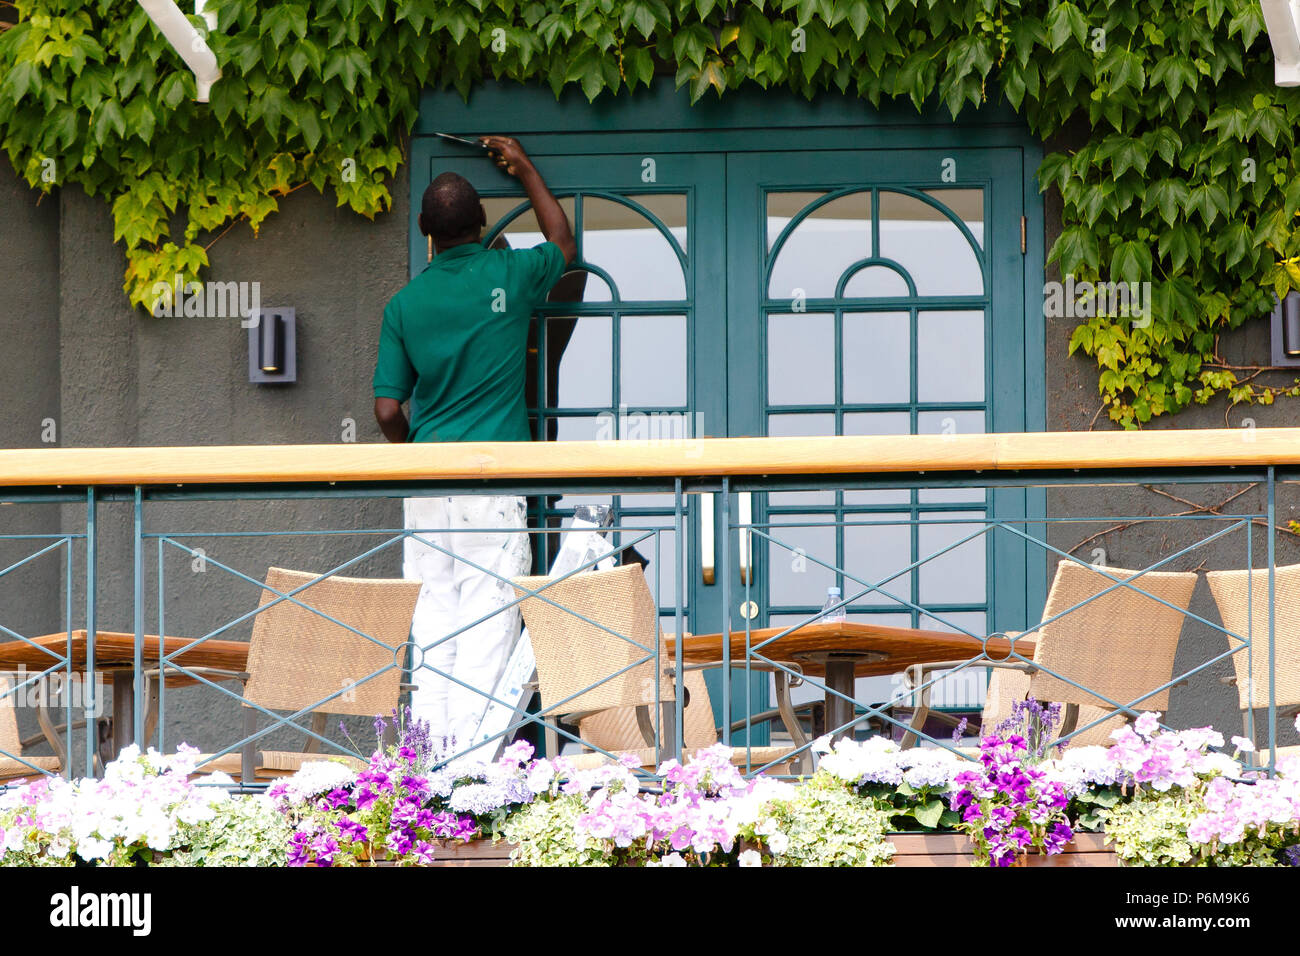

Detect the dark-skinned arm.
xmin=480 ymin=135 xmax=577 ymax=265
xmin=374 ymin=397 xmax=409 ymax=444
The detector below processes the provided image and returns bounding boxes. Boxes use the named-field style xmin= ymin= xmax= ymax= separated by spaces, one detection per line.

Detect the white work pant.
xmin=403 ymin=495 xmax=531 ymax=751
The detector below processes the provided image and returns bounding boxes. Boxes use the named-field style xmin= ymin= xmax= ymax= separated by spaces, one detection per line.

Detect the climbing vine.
xmin=1 ymin=0 xmax=1299 ymax=426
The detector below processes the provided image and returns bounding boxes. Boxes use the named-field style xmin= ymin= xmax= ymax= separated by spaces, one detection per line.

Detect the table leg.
xmin=824 ymin=659 xmax=857 ymax=741
xmin=112 ymin=670 xmax=134 ymax=756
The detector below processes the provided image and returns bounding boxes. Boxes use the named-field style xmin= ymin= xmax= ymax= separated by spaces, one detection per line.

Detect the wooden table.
xmin=0 ymin=631 xmax=250 ymax=758
xmin=666 ymin=621 xmax=1035 ymax=741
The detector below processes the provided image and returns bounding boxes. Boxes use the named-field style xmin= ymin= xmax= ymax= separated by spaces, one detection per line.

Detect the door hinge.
xmin=1020 ymin=215 xmax=1027 ymax=254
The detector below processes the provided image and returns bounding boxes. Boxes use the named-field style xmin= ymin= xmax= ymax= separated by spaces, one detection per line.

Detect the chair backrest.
xmin=0 ymin=673 xmax=22 ymax=757
xmin=580 ymin=669 xmax=717 ymax=752
xmin=513 ymin=564 xmax=674 ymax=720
xmin=1206 ymin=563 xmax=1300 ymax=712
xmin=243 ymin=567 xmax=421 ymax=717
xmin=1027 ymin=560 xmax=1197 ymax=714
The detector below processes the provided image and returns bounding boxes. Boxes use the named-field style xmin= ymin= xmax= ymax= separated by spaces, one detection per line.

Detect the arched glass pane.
xmin=581 ymin=196 xmax=685 ymax=301
xmin=627 ymin=193 xmax=688 ymax=255
xmin=878 ymin=191 xmax=982 ymax=296
xmin=767 ymin=191 xmax=871 ymax=299
xmin=768 ymin=313 xmax=833 ymax=405
xmin=842 ymin=265 xmax=910 ymax=298
xmin=923 ymin=189 xmax=984 ymax=250
xmin=482 ymin=196 xmax=576 ymax=249
xmin=843 ymin=312 xmax=909 ymax=404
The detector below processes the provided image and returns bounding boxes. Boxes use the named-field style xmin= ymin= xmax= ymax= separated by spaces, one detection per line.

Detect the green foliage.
xmin=2 ymin=0 xmax=1299 ymax=420
xmin=1101 ymin=786 xmax=1278 ymax=867
xmin=503 ymin=793 xmax=616 ymax=867
xmin=157 ymin=795 xmax=292 ymax=867
xmin=738 ymin=773 xmax=897 ymax=867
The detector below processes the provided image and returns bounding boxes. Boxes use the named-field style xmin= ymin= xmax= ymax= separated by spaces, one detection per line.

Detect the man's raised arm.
xmin=479 ymin=135 xmax=577 ymax=265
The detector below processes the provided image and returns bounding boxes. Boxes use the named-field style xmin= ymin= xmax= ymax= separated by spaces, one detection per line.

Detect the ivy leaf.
xmin=1044 ymin=1 xmax=1087 ymax=51
xmin=159 ymin=72 xmax=187 ymax=109
xmin=1149 ymin=55 xmax=1197 ymax=99
xmin=1050 ymin=226 xmax=1100 ymax=273
xmin=287 ymin=41 xmax=324 ymax=83
xmin=93 ymin=99 xmax=126 ymax=145
xmin=1190 ymin=182 xmax=1230 ymax=228
xmin=1110 ymin=240 xmax=1153 ymax=282
xmin=1101 ymin=47 xmax=1145 ymax=92
xmin=296 ymin=102 xmax=323 ymax=150
xmin=1 ymin=61 xmax=37 ymax=103
xmin=1214 ymin=220 xmax=1254 ymax=270
xmin=323 ymin=47 xmax=371 ymax=92
xmin=262 ymin=4 xmax=309 ymax=47
xmin=673 ymin=23 xmax=713 ymax=69
xmin=1158 ymin=223 xmax=1201 ymax=271
xmin=1143 ymin=179 xmax=1191 ymax=226
xmin=624 ymin=44 xmax=655 ymax=89
xmin=124 ymin=97 xmax=156 ymax=144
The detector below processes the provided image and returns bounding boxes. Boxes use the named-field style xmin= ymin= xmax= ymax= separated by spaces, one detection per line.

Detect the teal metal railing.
xmin=0 ymin=431 xmax=1296 ymax=781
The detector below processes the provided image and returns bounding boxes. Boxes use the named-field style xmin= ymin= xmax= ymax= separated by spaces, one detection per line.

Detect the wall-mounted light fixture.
xmin=248 ymin=308 xmax=297 ymax=383
xmin=1270 ymin=292 xmax=1300 ymax=367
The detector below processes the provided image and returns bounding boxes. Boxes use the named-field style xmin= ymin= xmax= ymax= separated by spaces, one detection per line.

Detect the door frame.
xmin=411 ymin=77 xmax=1049 ymax=675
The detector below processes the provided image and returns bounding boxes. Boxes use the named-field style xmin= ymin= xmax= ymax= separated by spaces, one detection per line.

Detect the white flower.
xmin=1230 ymin=735 xmax=1256 ymax=753
xmin=525 ymin=759 xmax=555 ymax=793
xmin=767 ymin=831 xmax=790 ymax=855
xmin=650 ymin=852 xmax=687 ymax=867
xmin=738 ymin=849 xmax=762 ymax=867
xmin=76 ymin=836 xmax=114 ymax=862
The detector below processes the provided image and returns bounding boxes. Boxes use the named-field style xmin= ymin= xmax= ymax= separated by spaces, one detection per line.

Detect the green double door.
xmin=421 ymin=140 xmax=1032 ymax=731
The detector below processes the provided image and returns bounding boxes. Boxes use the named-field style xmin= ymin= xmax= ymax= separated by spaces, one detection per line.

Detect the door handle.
xmin=700 ymin=492 xmax=753 ymax=585
xmin=700 ymin=492 xmax=715 ymax=585
xmin=738 ymin=492 xmax=753 ymax=585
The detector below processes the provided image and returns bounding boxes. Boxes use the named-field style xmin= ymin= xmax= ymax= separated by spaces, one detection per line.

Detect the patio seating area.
xmin=0 ymin=428 xmax=1297 ymax=789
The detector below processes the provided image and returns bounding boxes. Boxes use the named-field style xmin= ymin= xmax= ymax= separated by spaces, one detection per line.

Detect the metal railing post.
xmin=1267 ymin=466 xmax=1277 ymax=772
xmin=719 ymin=478 xmax=731 ymax=746
xmin=673 ymin=479 xmax=685 ymax=761
xmin=84 ymin=487 xmax=97 ymax=778
xmin=133 ymin=486 xmax=144 ymax=747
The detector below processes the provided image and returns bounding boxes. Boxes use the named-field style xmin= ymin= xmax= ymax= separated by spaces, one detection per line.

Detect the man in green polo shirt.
xmin=374 ymin=135 xmax=575 ymax=751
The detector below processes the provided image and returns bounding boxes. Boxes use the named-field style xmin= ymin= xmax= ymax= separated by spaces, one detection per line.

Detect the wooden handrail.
xmin=0 ymin=428 xmax=1295 ymax=486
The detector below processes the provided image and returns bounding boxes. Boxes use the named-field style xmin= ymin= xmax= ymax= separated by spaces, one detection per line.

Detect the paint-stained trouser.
xmin=403 ymin=495 xmax=531 ymax=751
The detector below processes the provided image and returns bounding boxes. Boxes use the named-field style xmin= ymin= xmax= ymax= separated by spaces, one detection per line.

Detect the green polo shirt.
xmin=374 ymin=240 xmax=567 ymax=443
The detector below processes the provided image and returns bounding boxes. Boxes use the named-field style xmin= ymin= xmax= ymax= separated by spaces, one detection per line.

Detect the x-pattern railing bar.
xmin=411 ymin=526 xmax=657 ymax=657
xmin=0 ymin=538 xmax=75 ymax=662
xmin=159 ymin=534 xmax=410 ymax=660
xmin=996 ymin=519 xmax=1248 ymax=638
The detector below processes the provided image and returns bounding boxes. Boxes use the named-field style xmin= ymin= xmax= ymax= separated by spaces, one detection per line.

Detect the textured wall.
xmin=1 ymin=161 xmax=411 ymax=762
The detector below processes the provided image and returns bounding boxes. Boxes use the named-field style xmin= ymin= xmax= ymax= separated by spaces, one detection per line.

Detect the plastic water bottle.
xmin=821 ymin=586 xmax=846 ymax=624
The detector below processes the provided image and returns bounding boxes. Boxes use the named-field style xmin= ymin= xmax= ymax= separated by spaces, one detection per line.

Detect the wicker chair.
xmin=513 ymin=563 xmax=794 ymax=773
xmin=0 ymin=673 xmax=62 ymax=781
xmin=1206 ymin=563 xmax=1300 ymax=761
xmin=185 ymin=567 xmax=421 ymax=782
xmin=902 ymin=560 xmax=1198 ymax=749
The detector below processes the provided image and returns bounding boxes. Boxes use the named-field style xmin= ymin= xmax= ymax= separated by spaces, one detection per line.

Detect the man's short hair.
xmin=422 ymin=172 xmax=481 ymax=241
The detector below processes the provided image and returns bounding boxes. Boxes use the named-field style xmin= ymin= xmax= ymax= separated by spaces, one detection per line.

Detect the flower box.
xmin=889 ymin=832 xmax=1116 ymax=867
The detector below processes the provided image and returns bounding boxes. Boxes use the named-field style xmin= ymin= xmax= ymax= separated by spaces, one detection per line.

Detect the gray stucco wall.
xmin=2 ymin=159 xmax=411 ymax=764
